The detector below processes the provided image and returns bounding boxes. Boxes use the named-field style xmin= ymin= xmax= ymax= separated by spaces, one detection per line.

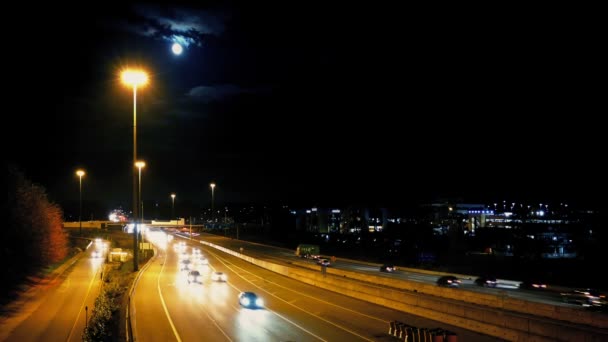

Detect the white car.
xmin=211 ymin=272 xmax=227 ymax=282
xmin=195 ymin=257 xmax=209 ymax=265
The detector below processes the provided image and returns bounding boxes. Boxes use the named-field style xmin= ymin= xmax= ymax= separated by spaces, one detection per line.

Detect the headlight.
xmin=241 ymin=297 xmax=250 ymax=306
xmin=255 ymin=298 xmax=264 ymax=307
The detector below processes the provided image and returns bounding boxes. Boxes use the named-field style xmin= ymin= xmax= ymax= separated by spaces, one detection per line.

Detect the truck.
xmin=295 ymin=244 xmax=320 ymax=258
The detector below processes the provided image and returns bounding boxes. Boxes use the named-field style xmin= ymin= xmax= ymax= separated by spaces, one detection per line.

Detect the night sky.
xmin=6 ymin=3 xmax=605 ymax=214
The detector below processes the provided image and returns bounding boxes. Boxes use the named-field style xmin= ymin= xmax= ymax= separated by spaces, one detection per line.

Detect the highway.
xmin=0 ymin=242 xmax=105 ymax=342
xmin=195 ymin=233 xmax=586 ymax=308
xmin=133 ymin=231 xmax=501 ymax=341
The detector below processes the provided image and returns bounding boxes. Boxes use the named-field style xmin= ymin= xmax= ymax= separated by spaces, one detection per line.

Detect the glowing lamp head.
xmin=210 ymin=183 xmax=216 ymax=189
xmin=76 ymin=170 xmax=85 ymax=177
xmin=135 ymin=161 xmax=146 ymax=169
xmin=121 ymin=69 xmax=148 ymax=87
xmin=171 ymin=193 xmax=176 ymax=199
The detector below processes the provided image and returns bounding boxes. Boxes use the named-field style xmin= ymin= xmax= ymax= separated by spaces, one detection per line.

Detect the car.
xmin=238 ymin=292 xmax=263 ymax=308
xmin=380 ymin=264 xmax=396 ymax=272
xmin=194 ymin=256 xmax=209 ymax=266
xmin=437 ymin=275 xmax=461 ymax=287
xmin=180 ymin=259 xmax=191 ymax=271
xmin=92 ymin=250 xmax=102 ymax=258
xmin=475 ymin=275 xmax=498 ymax=288
xmin=187 ymin=270 xmax=201 ymax=284
xmin=211 ymin=271 xmax=228 ymax=282
xmin=519 ymin=279 xmax=548 ymax=290
xmin=317 ymin=258 xmax=330 ymax=266
xmin=561 ymin=289 xmax=606 ymax=307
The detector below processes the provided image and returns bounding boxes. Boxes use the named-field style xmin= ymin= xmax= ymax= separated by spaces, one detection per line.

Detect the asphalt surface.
xmin=0 ymin=244 xmax=104 ymax=342
xmin=133 ymin=232 xmax=502 ymax=341
xmin=197 ymin=233 xmax=583 ymax=307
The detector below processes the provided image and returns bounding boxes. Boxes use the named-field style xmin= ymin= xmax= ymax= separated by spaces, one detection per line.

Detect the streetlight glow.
xmin=123 ymin=67 xmax=150 ymax=272
xmin=135 ymin=161 xmax=146 ymax=169
xmin=121 ymin=69 xmax=148 ymax=87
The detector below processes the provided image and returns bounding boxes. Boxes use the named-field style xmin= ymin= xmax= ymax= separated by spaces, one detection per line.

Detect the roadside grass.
xmin=83 ymin=229 xmax=151 ymax=341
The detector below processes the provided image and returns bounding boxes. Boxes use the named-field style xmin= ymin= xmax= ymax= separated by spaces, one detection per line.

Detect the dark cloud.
xmin=120 ymin=4 xmax=228 ymax=46
xmin=185 ymin=84 xmax=268 ymax=103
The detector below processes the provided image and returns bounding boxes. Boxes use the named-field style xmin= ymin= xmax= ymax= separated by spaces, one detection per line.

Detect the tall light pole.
xmin=171 ymin=193 xmax=176 ymax=220
xmin=136 ymin=161 xmax=146 ymax=243
xmin=76 ymin=170 xmax=85 ymax=236
xmin=210 ymin=182 xmax=216 ymax=223
xmin=122 ymin=68 xmax=148 ymax=272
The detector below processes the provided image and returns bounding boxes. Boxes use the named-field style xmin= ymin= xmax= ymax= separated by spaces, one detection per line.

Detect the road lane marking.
xmin=211 ymin=248 xmax=388 ymax=323
xmin=221 ymin=278 xmax=326 ymax=341
xmin=157 ymin=241 xmax=232 ymax=341
xmin=200 ymin=240 xmax=389 ymax=324
xmin=195 ymin=300 xmax=234 ymax=341
xmin=66 ymin=262 xmax=99 ymax=341
xmin=157 ymin=250 xmax=182 ymax=342
xmin=207 ymin=248 xmax=374 ymax=342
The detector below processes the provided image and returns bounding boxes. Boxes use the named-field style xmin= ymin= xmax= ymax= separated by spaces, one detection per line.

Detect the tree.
xmin=41 ymin=199 xmax=69 ymax=263
xmin=4 ymin=164 xmax=69 ymax=293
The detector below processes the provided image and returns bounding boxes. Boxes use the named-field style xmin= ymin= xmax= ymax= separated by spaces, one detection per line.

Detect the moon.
xmin=172 ymin=43 xmax=183 ymax=55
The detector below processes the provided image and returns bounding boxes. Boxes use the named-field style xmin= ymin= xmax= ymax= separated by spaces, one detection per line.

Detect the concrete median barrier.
xmin=198 ymin=239 xmax=608 ymax=341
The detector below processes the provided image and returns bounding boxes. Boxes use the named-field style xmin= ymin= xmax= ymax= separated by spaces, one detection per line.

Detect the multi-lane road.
xmin=132 ymin=232 xmax=502 ymax=341
xmin=197 ymin=233 xmax=590 ymax=307
xmin=2 ymin=229 xmax=598 ymax=341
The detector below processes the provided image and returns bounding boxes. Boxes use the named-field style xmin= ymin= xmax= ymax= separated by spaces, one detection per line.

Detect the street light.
xmin=135 ymin=161 xmax=146 ymax=244
xmin=210 ymin=182 xmax=216 ymax=223
xmin=171 ymin=193 xmax=176 ymax=220
xmin=76 ymin=169 xmax=85 ymax=236
xmin=122 ymin=68 xmax=148 ymax=272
